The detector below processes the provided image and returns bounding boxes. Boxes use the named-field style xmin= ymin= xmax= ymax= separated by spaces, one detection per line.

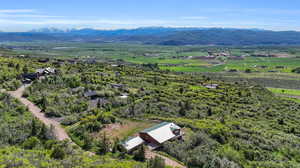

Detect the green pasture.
xmin=267 ymin=87 xmax=300 ymax=96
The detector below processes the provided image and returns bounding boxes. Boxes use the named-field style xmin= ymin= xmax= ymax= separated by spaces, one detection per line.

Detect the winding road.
xmin=6 ymin=84 xmax=186 ymax=168
xmin=7 ymin=84 xmax=71 ymax=141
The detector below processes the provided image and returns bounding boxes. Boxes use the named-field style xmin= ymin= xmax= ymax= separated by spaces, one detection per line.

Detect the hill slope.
xmin=22 ymin=59 xmax=300 ymax=168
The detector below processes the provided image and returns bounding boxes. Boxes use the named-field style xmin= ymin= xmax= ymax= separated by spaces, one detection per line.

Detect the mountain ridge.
xmin=1 ymin=27 xmax=300 ymax=45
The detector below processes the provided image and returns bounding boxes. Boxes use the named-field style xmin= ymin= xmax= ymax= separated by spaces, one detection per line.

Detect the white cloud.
xmin=0 ymin=18 xmax=171 ymax=25
xmin=0 ymin=14 xmax=63 ymax=18
xmin=0 ymin=9 xmax=36 ymax=13
xmin=180 ymin=16 xmax=208 ymax=20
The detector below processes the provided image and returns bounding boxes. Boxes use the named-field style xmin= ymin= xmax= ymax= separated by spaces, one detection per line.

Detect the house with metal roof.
xmin=36 ymin=67 xmax=56 ymax=75
xmin=139 ymin=122 xmax=182 ymax=148
xmin=121 ymin=122 xmax=183 ymax=152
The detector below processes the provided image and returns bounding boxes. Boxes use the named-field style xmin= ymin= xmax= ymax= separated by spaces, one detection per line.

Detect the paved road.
xmin=7 ymin=84 xmax=71 ymax=141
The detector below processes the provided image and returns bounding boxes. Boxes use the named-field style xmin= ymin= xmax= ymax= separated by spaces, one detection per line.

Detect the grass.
xmin=96 ymin=119 xmax=158 ymax=140
xmin=267 ymin=87 xmax=300 ymax=96
xmin=160 ymin=64 xmax=226 ymax=72
xmin=224 ymin=57 xmax=300 ymax=73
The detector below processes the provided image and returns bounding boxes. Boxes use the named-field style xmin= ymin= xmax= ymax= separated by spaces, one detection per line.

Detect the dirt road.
xmin=6 ymin=85 xmax=185 ymax=167
xmin=7 ymin=84 xmax=71 ymax=141
xmin=146 ymin=150 xmax=186 ymax=168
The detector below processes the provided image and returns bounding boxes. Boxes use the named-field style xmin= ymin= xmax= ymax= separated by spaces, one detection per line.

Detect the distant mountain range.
xmin=1 ymin=27 xmax=300 ymax=45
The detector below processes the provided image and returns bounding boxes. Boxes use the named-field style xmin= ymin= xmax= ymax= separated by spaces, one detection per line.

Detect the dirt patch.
xmin=95 ymin=120 xmax=158 ymax=140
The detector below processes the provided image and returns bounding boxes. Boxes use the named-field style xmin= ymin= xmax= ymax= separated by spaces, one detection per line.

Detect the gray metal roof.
xmin=141 ymin=122 xmax=181 ymax=144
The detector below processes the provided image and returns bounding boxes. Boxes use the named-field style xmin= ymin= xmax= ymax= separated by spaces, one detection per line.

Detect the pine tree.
xmin=31 ymin=119 xmax=37 ymax=136
xmin=96 ymin=133 xmax=110 ymax=155
xmin=133 ymin=145 xmax=146 ymax=162
xmin=22 ymin=65 xmax=29 ymax=74
xmin=82 ymin=133 xmax=93 ymax=150
xmin=51 ymin=145 xmax=66 ymax=160
xmin=39 ymin=124 xmax=48 ymax=140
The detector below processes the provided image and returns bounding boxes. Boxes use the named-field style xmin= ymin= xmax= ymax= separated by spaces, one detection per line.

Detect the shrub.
xmin=133 ymin=145 xmax=146 ymax=162
xmin=147 ymin=156 xmax=165 ymax=168
xmin=291 ymin=67 xmax=300 ymax=73
xmin=51 ymin=145 xmax=66 ymax=159
xmin=22 ymin=136 xmax=41 ymax=149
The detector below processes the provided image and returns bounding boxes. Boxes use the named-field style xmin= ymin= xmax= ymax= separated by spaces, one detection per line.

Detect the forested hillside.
xmin=21 ymin=59 xmax=300 ymax=168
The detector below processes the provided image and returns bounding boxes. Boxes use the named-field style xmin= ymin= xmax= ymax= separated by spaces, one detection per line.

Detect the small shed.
xmin=121 ymin=136 xmax=145 ymax=152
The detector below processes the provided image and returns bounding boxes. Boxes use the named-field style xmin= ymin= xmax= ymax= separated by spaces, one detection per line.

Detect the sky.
xmin=1 ymin=0 xmax=300 ymax=32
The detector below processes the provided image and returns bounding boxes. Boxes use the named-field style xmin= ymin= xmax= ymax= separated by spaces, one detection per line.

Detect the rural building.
xmin=22 ymin=73 xmax=39 ymax=83
xmin=121 ymin=136 xmax=145 ymax=152
xmin=205 ymin=84 xmax=219 ymax=89
xmin=111 ymin=83 xmax=124 ymax=89
xmin=36 ymin=67 xmax=56 ymax=75
xmin=38 ymin=58 xmax=50 ymax=63
xmin=190 ymin=56 xmax=216 ymax=60
xmin=121 ymin=122 xmax=183 ymax=152
xmin=23 ymin=67 xmax=56 ymax=83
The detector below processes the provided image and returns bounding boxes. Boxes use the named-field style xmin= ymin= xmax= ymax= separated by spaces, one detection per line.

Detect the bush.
xmin=147 ymin=156 xmax=165 ymax=168
xmin=133 ymin=145 xmax=146 ymax=162
xmin=61 ymin=115 xmax=78 ymax=126
xmin=22 ymin=136 xmax=41 ymax=149
xmin=51 ymin=145 xmax=66 ymax=159
xmin=45 ymin=107 xmax=62 ymax=117
xmin=245 ymin=69 xmax=252 ymax=73
xmin=291 ymin=67 xmax=300 ymax=73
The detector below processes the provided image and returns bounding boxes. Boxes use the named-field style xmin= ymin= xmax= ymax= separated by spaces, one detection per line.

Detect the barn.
xmin=121 ymin=122 xmax=183 ymax=151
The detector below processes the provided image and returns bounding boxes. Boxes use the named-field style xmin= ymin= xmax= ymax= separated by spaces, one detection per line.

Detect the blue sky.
xmin=1 ymin=0 xmax=300 ymax=32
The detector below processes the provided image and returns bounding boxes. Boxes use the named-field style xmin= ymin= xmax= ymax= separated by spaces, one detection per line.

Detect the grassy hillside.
xmin=0 ymin=91 xmax=145 ymax=168
xmin=23 ymin=59 xmax=300 ymax=168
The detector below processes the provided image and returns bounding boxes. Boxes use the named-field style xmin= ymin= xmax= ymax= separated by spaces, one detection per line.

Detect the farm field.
xmin=267 ymin=87 xmax=300 ymax=103
xmin=2 ymin=42 xmax=300 ymax=90
xmin=2 ymin=42 xmax=300 ymax=71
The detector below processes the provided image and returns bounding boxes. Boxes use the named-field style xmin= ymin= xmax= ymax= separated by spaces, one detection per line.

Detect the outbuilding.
xmin=121 ymin=136 xmax=145 ymax=152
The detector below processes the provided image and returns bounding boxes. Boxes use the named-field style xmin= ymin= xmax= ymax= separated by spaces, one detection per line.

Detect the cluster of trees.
xmin=292 ymin=67 xmax=300 ymax=73
xmin=0 ymin=55 xmax=52 ymax=90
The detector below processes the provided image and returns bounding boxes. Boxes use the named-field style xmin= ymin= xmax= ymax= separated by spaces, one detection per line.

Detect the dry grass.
xmin=94 ymin=119 xmax=158 ymax=140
